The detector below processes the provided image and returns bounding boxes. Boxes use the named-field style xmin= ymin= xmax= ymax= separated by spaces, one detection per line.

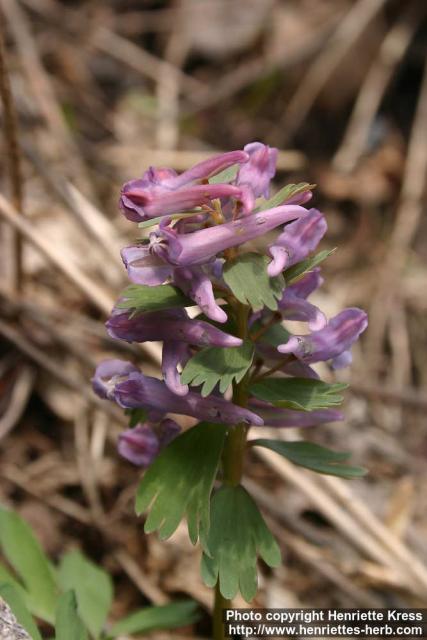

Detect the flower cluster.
xmin=93 ymin=142 xmax=367 ymax=466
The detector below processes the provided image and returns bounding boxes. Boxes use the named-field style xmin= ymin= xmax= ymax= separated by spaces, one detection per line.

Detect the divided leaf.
xmin=0 ymin=508 xmax=57 ymax=623
xmin=284 ymin=249 xmax=335 ymax=285
xmin=223 ymin=253 xmax=284 ymax=311
xmin=58 ymin=551 xmax=113 ymax=639
xmin=55 ymin=591 xmax=88 ymax=640
xmin=208 ymin=164 xmax=239 ymax=184
xmin=250 ymin=377 xmax=348 ymax=412
xmin=109 ymin=601 xmax=199 ymax=637
xmin=181 ymin=340 xmax=254 ymax=397
xmin=201 ymin=486 xmax=280 ymax=602
xmin=256 ymin=182 xmax=315 ymax=211
xmin=252 ymin=440 xmax=367 ymax=478
xmin=136 ymin=423 xmax=228 ymax=544
xmin=116 ymin=284 xmax=192 ymax=317
xmin=0 ymin=583 xmax=42 ymax=640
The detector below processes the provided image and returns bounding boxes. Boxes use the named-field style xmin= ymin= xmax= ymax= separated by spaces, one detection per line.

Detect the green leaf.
xmin=55 ymin=591 xmax=88 ymax=640
xmin=109 ymin=601 xmax=199 ymax=636
xmin=136 ymin=423 xmax=227 ymax=544
xmin=57 ymin=551 xmax=113 ymax=639
xmin=208 ymin=164 xmax=239 ymax=184
xmin=201 ymin=486 xmax=280 ymax=602
xmin=0 ymin=583 xmax=42 ymax=640
xmin=138 ymin=211 xmax=200 ymax=230
xmin=116 ymin=284 xmax=192 ymax=317
xmin=181 ymin=340 xmax=254 ymax=397
xmin=0 ymin=508 xmax=57 ymax=623
xmin=251 ymin=319 xmax=291 ymax=348
xmin=223 ymin=253 xmax=284 ymax=311
xmin=125 ymin=408 xmax=148 ymax=428
xmin=256 ymin=183 xmax=315 ymax=211
xmin=284 ymin=249 xmax=335 ymax=285
xmin=0 ymin=563 xmax=28 ymax=601
xmin=252 ymin=440 xmax=367 ymax=478
xmin=250 ymin=377 xmax=348 ymax=411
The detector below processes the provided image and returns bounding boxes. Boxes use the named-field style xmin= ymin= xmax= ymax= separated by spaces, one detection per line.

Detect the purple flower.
xmin=118 ymin=424 xmax=160 ymax=466
xmin=162 ymin=340 xmax=190 ymax=396
xmin=113 ymin=370 xmax=263 ymax=426
xmin=249 ymin=400 xmax=343 ymax=428
xmin=92 ymin=359 xmax=138 ymax=400
xmin=174 ymin=266 xmax=227 ymax=323
xmin=236 ymin=142 xmax=278 ymax=199
xmin=278 ymin=308 xmax=368 ymax=367
xmin=278 ymin=289 xmax=326 ymax=331
xmin=122 ymin=183 xmax=246 ymax=222
xmin=106 ymin=307 xmax=242 ymax=347
xmin=268 ymin=209 xmax=327 ymax=277
xmin=287 ymin=268 xmax=324 ymax=299
xmin=121 ymin=244 xmax=172 ymax=286
xmin=151 ymin=204 xmax=309 ymax=266
xmin=120 ymin=150 xmax=249 ymax=222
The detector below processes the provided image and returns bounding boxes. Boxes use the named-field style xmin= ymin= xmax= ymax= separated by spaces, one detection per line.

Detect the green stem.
xmin=212 ymin=300 xmax=249 ymax=640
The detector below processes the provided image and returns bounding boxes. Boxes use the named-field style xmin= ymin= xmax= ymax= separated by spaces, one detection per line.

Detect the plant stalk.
xmin=212 ymin=300 xmax=249 ymax=640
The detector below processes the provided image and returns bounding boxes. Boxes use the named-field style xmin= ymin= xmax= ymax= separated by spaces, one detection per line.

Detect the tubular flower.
xmin=106 ymin=307 xmax=242 ymax=347
xmin=236 ymin=142 xmax=278 ymax=199
xmin=249 ymin=401 xmax=344 ymax=428
xmin=113 ymin=370 xmax=264 ymax=426
xmin=120 ymin=151 xmax=249 ymax=221
xmin=278 ymin=308 xmax=368 ymax=367
xmin=151 ymin=205 xmax=309 ymax=266
xmin=268 ymin=209 xmax=327 ymax=277
xmin=118 ymin=424 xmax=160 ymax=466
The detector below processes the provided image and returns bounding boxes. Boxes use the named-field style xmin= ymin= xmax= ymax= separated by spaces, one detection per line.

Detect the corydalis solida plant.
xmin=93 ymin=142 xmax=367 ymax=627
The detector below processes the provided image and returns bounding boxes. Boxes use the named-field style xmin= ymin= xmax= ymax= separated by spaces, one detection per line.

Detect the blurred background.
xmin=0 ymin=0 xmax=427 ymax=635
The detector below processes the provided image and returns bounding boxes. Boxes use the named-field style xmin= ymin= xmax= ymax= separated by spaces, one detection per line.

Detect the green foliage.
xmin=223 ymin=253 xmax=284 ymax=311
xmin=256 ymin=182 xmax=315 ymax=211
xmin=201 ymin=485 xmax=280 ymax=602
xmin=0 ymin=583 xmax=42 ymax=640
xmin=58 ymin=551 xmax=113 ymax=639
xmin=0 ymin=507 xmax=57 ymax=622
xmin=116 ymin=284 xmax=192 ymax=317
xmin=208 ymin=164 xmax=239 ymax=184
xmin=109 ymin=601 xmax=199 ymax=637
xmin=0 ymin=510 xmax=199 ymax=639
xmin=252 ymin=439 xmax=366 ymax=478
xmin=250 ymin=377 xmax=348 ymax=411
xmin=284 ymin=249 xmax=335 ymax=285
xmin=136 ymin=423 xmax=228 ymax=544
xmin=181 ymin=340 xmax=254 ymax=396
xmin=55 ymin=592 xmax=89 ymax=640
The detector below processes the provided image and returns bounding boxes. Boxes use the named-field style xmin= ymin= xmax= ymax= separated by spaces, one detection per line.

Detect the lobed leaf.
xmin=223 ymin=253 xmax=284 ymax=311
xmin=201 ymin=486 xmax=281 ymax=602
xmin=55 ymin=591 xmax=88 ymax=640
xmin=251 ymin=440 xmax=367 ymax=478
xmin=250 ymin=377 xmax=348 ymax=412
xmin=0 ymin=508 xmax=57 ymax=623
xmin=181 ymin=340 xmax=254 ymax=397
xmin=109 ymin=601 xmax=199 ymax=636
xmin=57 ymin=551 xmax=113 ymax=639
xmin=256 ymin=182 xmax=315 ymax=211
xmin=116 ymin=284 xmax=192 ymax=317
xmin=284 ymin=249 xmax=335 ymax=285
xmin=136 ymin=423 xmax=228 ymax=544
